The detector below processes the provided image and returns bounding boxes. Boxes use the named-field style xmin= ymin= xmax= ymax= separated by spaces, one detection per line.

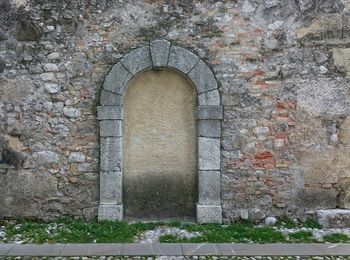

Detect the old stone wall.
xmin=0 ymin=0 xmax=349 ymax=222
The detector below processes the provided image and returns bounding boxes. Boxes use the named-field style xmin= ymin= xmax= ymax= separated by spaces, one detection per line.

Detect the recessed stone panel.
xmin=123 ymin=69 xmax=197 ymax=220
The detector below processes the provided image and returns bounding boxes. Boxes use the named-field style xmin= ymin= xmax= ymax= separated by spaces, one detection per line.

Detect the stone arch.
xmin=97 ymin=39 xmax=222 ymax=223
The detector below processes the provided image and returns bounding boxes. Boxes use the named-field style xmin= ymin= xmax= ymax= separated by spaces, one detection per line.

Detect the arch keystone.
xmin=150 ymin=39 xmax=171 ymax=68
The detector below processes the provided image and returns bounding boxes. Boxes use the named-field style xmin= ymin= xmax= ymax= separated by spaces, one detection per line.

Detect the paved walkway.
xmin=0 ymin=243 xmax=349 ymax=256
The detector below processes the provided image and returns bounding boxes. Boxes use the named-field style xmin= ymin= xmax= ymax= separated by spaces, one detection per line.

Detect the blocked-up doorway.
xmin=98 ymin=39 xmax=222 ymax=223
xmin=123 ymin=69 xmax=197 ymax=220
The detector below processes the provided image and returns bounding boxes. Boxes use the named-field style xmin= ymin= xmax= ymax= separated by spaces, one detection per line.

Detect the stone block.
xmin=100 ymin=137 xmax=122 ymax=172
xmin=98 ymin=203 xmax=123 ymax=221
xmin=317 ymin=209 xmax=350 ymax=228
xmin=198 ymin=120 xmax=221 ymax=137
xmin=333 ymin=48 xmax=350 ymax=74
xmin=97 ymin=106 xmax=122 ymax=120
xmin=63 ymin=107 xmax=81 ymax=118
xmin=295 ymin=188 xmax=337 ymax=208
xmin=150 ymin=39 xmax=171 ymax=68
xmin=198 ymin=137 xmax=220 ymax=170
xmin=337 ymin=177 xmax=350 ymax=209
xmin=168 ymin=46 xmax=199 ymax=74
xmin=196 ymin=204 xmax=222 ymax=223
xmin=121 ymin=46 xmax=152 ymax=75
xmin=100 ymin=171 xmax=122 ymax=204
xmin=103 ymin=62 xmax=132 ymax=94
xmin=68 ymin=152 xmax=86 ymax=163
xmin=198 ymin=90 xmax=220 ymax=106
xmin=198 ymin=171 xmax=220 ymax=205
xmin=99 ymin=120 xmax=122 ymax=137
xmin=197 ymin=105 xmax=223 ymax=120
xmin=100 ymin=90 xmax=122 ymax=106
xmin=188 ymin=59 xmax=217 ymax=94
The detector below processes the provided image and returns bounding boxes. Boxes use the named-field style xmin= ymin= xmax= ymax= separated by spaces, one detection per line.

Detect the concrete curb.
xmin=0 ymin=243 xmax=349 ymax=256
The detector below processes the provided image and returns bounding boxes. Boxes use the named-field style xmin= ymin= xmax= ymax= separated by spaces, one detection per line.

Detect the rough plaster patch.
xmin=0 ymin=77 xmax=36 ymax=103
xmin=297 ymin=80 xmax=350 ymax=117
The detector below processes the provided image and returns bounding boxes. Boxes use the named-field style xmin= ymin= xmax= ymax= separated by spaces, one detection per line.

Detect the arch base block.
xmin=98 ymin=204 xmax=123 ymax=221
xmin=196 ymin=204 xmax=222 ymax=224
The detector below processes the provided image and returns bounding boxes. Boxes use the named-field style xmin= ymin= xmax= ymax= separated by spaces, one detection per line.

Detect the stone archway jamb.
xmin=97 ymin=39 xmax=223 ymax=223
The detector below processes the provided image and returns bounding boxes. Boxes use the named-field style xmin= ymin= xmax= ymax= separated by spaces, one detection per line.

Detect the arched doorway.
xmin=98 ymin=39 xmax=223 ymax=223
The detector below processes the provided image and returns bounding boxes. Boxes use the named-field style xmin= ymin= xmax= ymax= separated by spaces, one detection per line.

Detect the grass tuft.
xmin=323 ymin=233 xmax=349 ymax=243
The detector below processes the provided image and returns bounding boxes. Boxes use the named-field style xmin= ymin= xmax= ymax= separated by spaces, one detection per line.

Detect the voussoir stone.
xmin=100 ymin=90 xmax=122 ymax=106
xmin=103 ymin=62 xmax=132 ymax=94
xmin=97 ymin=106 xmax=122 ymax=120
xmin=100 ymin=120 xmax=122 ymax=137
xmin=168 ymin=46 xmax=199 ymax=74
xmin=100 ymin=137 xmax=122 ymax=172
xmin=121 ymin=46 xmax=152 ymax=75
xmin=198 ymin=89 xmax=220 ymax=106
xmin=197 ymin=105 xmax=223 ymax=120
xmin=150 ymin=39 xmax=171 ymax=68
xmin=188 ymin=59 xmax=217 ymax=93
xmin=100 ymin=171 xmax=122 ymax=204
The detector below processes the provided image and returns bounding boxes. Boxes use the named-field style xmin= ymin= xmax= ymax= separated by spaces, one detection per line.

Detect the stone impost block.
xmin=198 ymin=90 xmax=220 ymax=106
xmin=100 ymin=120 xmax=122 ymax=137
xmin=100 ymin=171 xmax=122 ymax=204
xmin=198 ymin=137 xmax=220 ymax=170
xmin=100 ymin=90 xmax=122 ymax=106
xmin=197 ymin=105 xmax=223 ymax=120
xmin=150 ymin=39 xmax=171 ymax=68
xmin=98 ymin=203 xmax=123 ymax=221
xmin=97 ymin=106 xmax=122 ymax=120
xmin=188 ymin=59 xmax=217 ymax=94
xmin=121 ymin=46 xmax=152 ymax=75
xmin=100 ymin=137 xmax=122 ymax=172
xmin=196 ymin=204 xmax=222 ymax=224
xmin=198 ymin=120 xmax=221 ymax=138
xmin=198 ymin=171 xmax=221 ymax=205
xmin=103 ymin=62 xmax=132 ymax=94
xmin=168 ymin=46 xmax=199 ymax=74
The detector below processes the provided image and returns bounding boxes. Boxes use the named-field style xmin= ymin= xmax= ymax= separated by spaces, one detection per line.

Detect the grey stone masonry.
xmin=97 ymin=106 xmax=122 ymax=120
xmin=197 ymin=105 xmax=223 ymax=120
xmin=198 ymin=171 xmax=221 ymax=205
xmin=100 ymin=90 xmax=122 ymax=106
xmin=99 ymin=120 xmax=122 ymax=137
xmin=150 ymin=39 xmax=171 ymax=68
xmin=121 ymin=46 xmax=152 ymax=75
xmin=198 ymin=120 xmax=221 ymax=137
xmin=197 ymin=204 xmax=223 ymax=224
xmin=100 ymin=171 xmax=122 ymax=204
xmin=188 ymin=59 xmax=218 ymax=93
xmin=168 ymin=46 xmax=199 ymax=74
xmin=103 ymin=62 xmax=133 ymax=94
xmin=198 ymin=90 xmax=220 ymax=106
xmin=100 ymin=137 xmax=122 ymax=172
xmin=98 ymin=204 xmax=123 ymax=221
xmin=198 ymin=137 xmax=221 ymax=170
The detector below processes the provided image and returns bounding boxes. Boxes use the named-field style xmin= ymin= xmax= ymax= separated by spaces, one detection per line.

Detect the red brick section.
xmin=253 ymin=150 xmax=275 ymax=169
